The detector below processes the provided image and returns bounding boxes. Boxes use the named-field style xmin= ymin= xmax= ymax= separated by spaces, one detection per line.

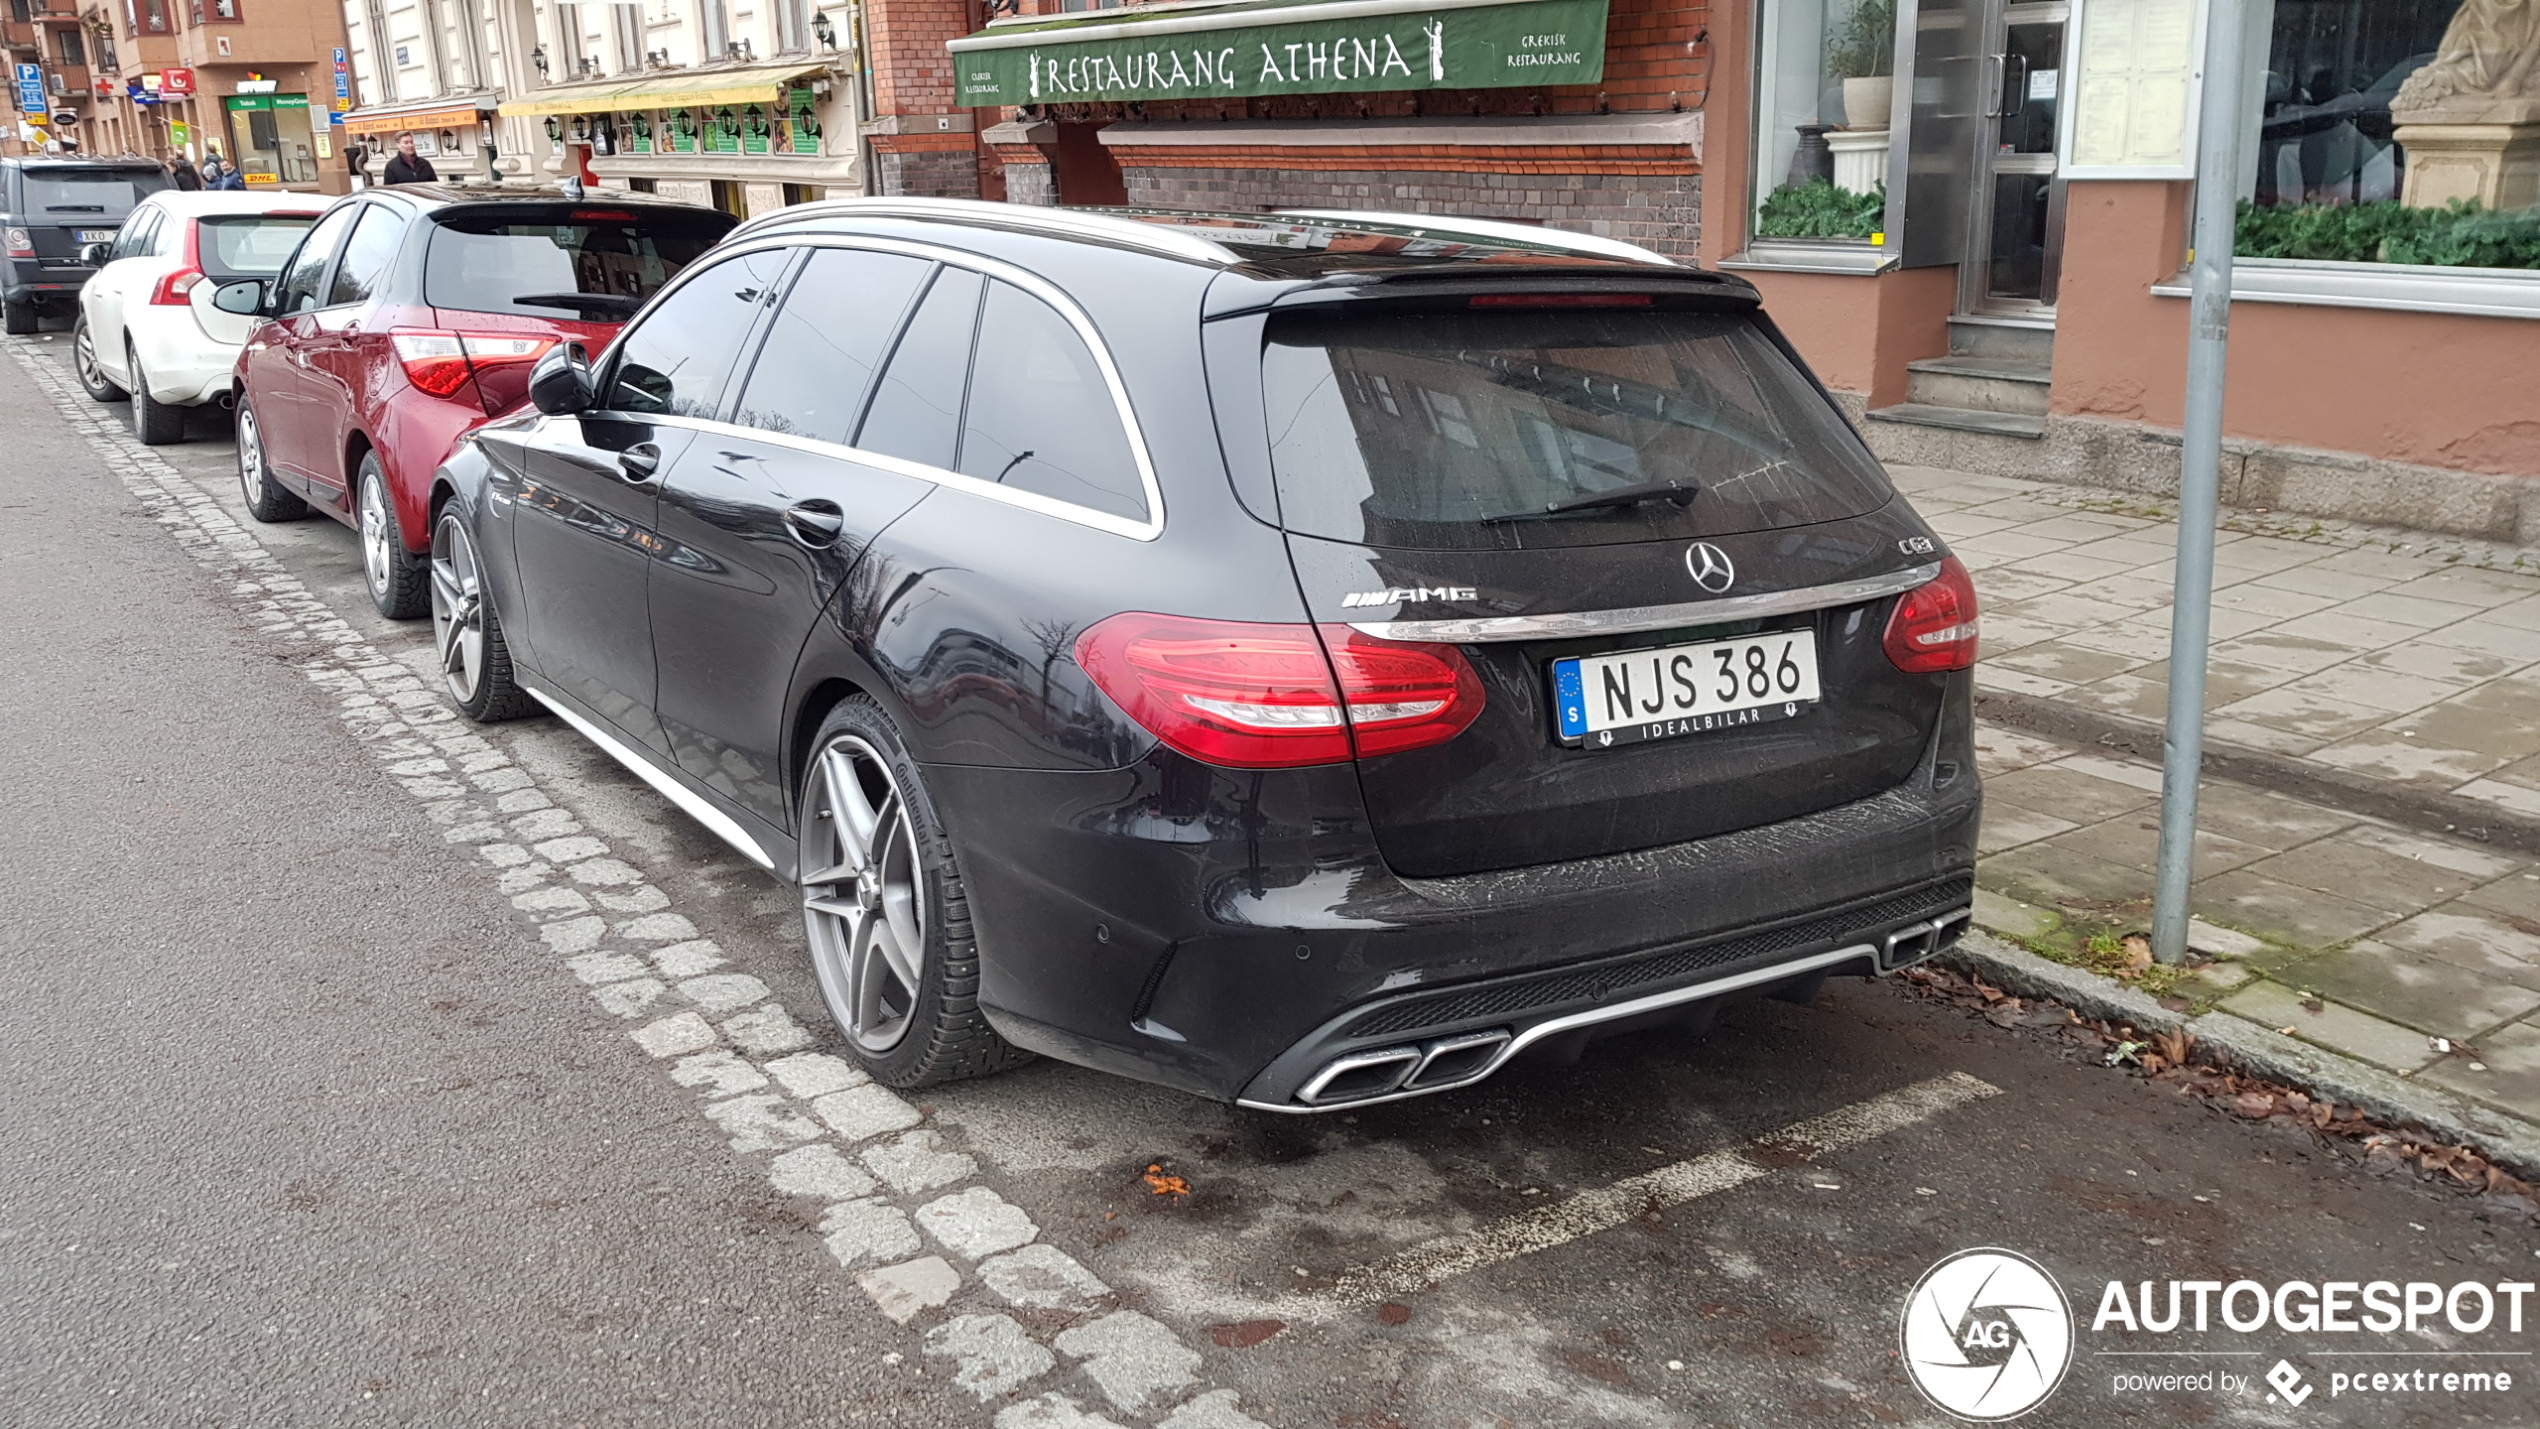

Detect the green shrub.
xmin=1756 ymin=179 xmax=1885 ymax=240
xmin=2235 ymin=199 xmax=2540 ymax=269
xmin=1825 ymin=0 xmax=1896 ymax=80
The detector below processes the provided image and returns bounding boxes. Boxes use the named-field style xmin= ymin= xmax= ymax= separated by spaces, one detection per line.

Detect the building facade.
xmin=336 ymin=0 xmax=861 ymax=209
xmin=5 ymin=0 xmax=355 ymax=191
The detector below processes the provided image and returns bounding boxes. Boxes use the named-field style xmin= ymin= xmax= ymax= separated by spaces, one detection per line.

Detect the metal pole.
xmin=2151 ymin=0 xmax=2247 ymax=964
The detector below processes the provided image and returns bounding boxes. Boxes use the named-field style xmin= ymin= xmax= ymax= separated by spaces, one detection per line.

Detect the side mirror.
xmin=210 ymin=279 xmax=268 ymax=316
xmin=528 ymin=344 xmax=595 ymax=415
xmin=79 ymin=241 xmax=112 ymax=266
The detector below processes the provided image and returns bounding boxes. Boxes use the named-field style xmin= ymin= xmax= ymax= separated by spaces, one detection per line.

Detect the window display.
xmin=1753 ymin=0 xmax=1894 ymax=241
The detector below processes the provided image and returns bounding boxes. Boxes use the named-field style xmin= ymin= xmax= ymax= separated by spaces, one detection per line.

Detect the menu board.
xmin=2064 ymin=0 xmax=2205 ymax=178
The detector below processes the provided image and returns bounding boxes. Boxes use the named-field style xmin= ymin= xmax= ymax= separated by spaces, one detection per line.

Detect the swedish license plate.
xmin=1552 ymin=630 xmax=1821 ymax=749
xmin=75 ymin=229 xmax=117 ymax=243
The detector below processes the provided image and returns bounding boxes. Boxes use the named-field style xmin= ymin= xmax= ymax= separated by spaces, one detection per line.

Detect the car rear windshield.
xmin=20 ymin=169 xmax=169 ymax=219
xmin=198 ymin=214 xmax=316 ymax=279
xmin=1260 ymin=305 xmax=1895 ymax=549
xmin=422 ymin=206 xmax=735 ymax=320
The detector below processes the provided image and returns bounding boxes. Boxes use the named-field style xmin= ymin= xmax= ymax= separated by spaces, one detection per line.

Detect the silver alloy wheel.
xmin=73 ymin=321 xmax=104 ymax=389
xmin=802 ymin=736 xmax=927 ymax=1055
xmin=359 ymin=473 xmax=393 ymax=598
xmin=429 ymin=513 xmax=487 ymax=703
xmin=236 ymin=405 xmax=263 ymax=505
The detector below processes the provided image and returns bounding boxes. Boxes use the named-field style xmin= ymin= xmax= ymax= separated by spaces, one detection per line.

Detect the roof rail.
xmin=1270 ymin=209 xmax=1679 ymax=267
xmin=732 ymin=196 xmax=1239 ymax=265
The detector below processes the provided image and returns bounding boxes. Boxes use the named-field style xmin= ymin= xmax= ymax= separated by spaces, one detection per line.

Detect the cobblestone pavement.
xmin=1898 ymin=465 xmax=2540 ymax=1139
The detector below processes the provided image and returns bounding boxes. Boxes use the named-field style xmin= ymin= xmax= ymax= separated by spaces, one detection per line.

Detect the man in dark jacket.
xmin=381 ymin=133 xmax=437 ymax=185
xmin=168 ymin=154 xmax=202 ymax=191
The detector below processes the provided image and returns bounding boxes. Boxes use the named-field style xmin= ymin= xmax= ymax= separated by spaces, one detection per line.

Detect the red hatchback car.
xmin=222 ymin=185 xmax=735 ymax=616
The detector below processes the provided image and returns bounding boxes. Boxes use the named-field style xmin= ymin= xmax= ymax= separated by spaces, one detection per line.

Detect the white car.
xmin=73 ymin=191 xmax=321 ymax=445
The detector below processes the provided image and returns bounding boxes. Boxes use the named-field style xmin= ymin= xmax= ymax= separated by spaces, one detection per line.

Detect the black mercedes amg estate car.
xmin=426 ymin=199 xmax=1982 ymax=1111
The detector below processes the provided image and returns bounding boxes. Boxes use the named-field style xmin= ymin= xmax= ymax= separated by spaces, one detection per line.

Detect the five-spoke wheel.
xmin=430 ymin=508 xmax=535 ymax=721
xmin=803 ymin=735 xmax=928 ymax=1055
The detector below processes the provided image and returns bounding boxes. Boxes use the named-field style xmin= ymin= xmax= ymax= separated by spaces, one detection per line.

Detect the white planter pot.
xmin=1843 ymin=76 xmax=1895 ymax=130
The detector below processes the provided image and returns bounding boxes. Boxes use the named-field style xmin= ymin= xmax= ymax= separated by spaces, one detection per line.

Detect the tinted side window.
xmin=109 ymin=209 xmax=157 ymax=260
xmin=605 ymin=246 xmax=792 ymax=418
xmin=731 ymin=248 xmax=931 ymax=443
xmin=326 ymin=206 xmax=403 ymax=307
xmin=272 ymin=205 xmax=357 ymax=316
xmin=854 ymin=265 xmax=981 ymax=471
xmin=956 ymin=281 xmax=1145 ymax=521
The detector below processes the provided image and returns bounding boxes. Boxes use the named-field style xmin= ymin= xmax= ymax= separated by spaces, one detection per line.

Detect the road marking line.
xmin=1322 ymin=1071 xmax=1999 ymax=1307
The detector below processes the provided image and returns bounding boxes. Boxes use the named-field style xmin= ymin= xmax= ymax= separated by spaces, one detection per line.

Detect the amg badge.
xmin=1339 ymin=585 xmax=1479 ymax=608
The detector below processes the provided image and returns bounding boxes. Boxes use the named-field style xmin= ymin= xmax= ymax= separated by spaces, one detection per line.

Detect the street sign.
xmin=160 ymin=67 xmax=194 ymax=95
xmin=14 ymin=63 xmax=46 ymax=116
xmin=333 ymin=46 xmax=346 ymax=63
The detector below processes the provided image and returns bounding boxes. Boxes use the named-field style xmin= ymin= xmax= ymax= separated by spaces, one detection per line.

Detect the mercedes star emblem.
xmin=1685 ymin=542 xmax=1736 ymax=594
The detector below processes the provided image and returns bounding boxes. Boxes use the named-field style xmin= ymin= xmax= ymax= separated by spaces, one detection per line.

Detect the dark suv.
xmin=3 ymin=157 xmax=174 ymax=333
xmin=426 ymin=200 xmax=1981 ymax=1111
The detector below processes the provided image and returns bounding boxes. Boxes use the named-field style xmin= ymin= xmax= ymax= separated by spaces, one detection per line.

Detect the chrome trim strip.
xmin=1296 ymin=1047 xmax=1423 ymax=1105
xmin=1347 ymin=562 xmax=1943 ymax=643
xmin=738 ymin=196 xmax=1237 ymax=268
xmin=1237 ymin=942 xmax=1877 ymax=1114
xmin=523 ymin=684 xmax=776 ymax=872
xmin=571 ymin=232 xmax=1168 ymax=542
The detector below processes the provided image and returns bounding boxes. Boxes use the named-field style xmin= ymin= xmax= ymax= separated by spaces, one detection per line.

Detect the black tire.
xmin=234 ymin=397 xmax=308 ymax=522
xmin=358 ymin=454 xmax=429 ymax=619
xmin=128 ymin=343 xmax=185 ymax=445
xmin=800 ymin=698 xmax=1030 ymax=1088
xmin=2 ymin=298 xmax=34 ymax=335
xmin=73 ymin=315 xmax=126 ymax=402
xmin=431 ymin=507 xmax=539 ymax=722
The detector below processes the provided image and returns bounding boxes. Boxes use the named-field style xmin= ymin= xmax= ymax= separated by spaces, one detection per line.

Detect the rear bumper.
xmin=925 ymin=670 xmax=1980 ymax=1105
xmin=131 ymin=322 xmax=241 ymax=407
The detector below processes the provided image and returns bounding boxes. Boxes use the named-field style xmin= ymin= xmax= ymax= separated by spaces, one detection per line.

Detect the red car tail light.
xmin=389 ymin=330 xmax=557 ymax=399
xmin=150 ymin=218 xmax=206 ymax=305
xmin=7 ymin=226 xmax=35 ymax=259
xmin=1883 ymin=555 xmax=1981 ymax=673
xmin=1075 ymin=613 xmax=1485 ymax=769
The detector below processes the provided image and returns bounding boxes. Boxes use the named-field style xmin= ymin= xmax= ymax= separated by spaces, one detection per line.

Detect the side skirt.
xmin=521 ymin=681 xmax=779 ymax=873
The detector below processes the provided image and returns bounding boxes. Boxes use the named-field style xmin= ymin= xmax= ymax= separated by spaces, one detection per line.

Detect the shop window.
xmin=2240 ymin=0 xmax=2538 ymax=269
xmin=1751 ymin=0 xmax=1894 ymax=242
xmin=226 ymin=97 xmax=320 ymax=186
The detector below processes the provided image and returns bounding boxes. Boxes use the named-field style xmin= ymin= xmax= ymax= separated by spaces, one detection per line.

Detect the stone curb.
xmin=1975 ymin=689 xmax=2540 ymax=858
xmin=1943 ymin=930 xmax=2540 ymax=1181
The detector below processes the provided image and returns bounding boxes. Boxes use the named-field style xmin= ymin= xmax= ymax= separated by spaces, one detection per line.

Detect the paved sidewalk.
xmin=1894 ymin=465 xmax=2540 ymax=1143
xmin=1893 ymin=465 xmax=2540 ymax=819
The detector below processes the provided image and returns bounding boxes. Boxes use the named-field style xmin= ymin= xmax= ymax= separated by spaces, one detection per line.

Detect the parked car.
xmin=3 ymin=157 xmax=175 ymax=335
xmin=217 ymin=185 xmax=736 ymax=618
xmin=424 ymin=200 xmax=1982 ymax=1110
xmin=72 ymin=191 xmax=322 ymax=444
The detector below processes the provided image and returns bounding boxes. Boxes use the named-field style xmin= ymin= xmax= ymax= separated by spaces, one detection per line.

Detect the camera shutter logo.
xmin=1900 ymin=1248 xmax=2075 ymax=1420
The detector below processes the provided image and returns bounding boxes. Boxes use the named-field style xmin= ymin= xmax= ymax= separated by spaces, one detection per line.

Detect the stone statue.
xmin=2392 ymin=0 xmax=2540 ymax=120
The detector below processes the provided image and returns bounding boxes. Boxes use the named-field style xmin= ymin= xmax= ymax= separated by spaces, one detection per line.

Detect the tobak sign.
xmin=951 ymin=0 xmax=1606 ymax=106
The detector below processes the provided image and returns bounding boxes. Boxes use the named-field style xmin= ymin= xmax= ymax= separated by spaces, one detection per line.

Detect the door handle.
xmin=783 ymin=501 xmax=846 ymax=549
xmin=617 ymin=442 xmax=661 ymax=484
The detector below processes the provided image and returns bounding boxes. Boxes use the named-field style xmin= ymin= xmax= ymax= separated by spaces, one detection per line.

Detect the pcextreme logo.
xmin=1901 ymin=1248 xmax=2076 ymax=1421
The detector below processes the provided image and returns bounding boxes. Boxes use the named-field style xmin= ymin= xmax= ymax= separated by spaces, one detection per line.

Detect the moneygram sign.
xmin=951 ymin=0 xmax=1607 ymax=105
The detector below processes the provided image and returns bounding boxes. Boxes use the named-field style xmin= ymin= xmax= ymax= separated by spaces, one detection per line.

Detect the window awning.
xmin=950 ymin=0 xmax=1606 ymax=106
xmin=497 ymin=62 xmax=829 ymax=118
xmin=342 ymin=98 xmax=497 ymax=136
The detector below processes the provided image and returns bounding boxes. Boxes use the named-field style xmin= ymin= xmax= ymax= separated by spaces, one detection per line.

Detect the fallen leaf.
xmin=2231 ymin=1092 xmax=2277 ymax=1119
xmin=2121 ymin=934 xmax=2154 ymax=973
xmin=1143 ymin=1163 xmax=1191 ymax=1197
xmin=1211 ymin=1319 xmax=1285 ymax=1348
xmin=1377 ymin=1302 xmax=1413 ymax=1326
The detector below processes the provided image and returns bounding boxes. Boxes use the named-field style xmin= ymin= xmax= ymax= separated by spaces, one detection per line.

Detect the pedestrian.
xmin=206 ymin=154 xmax=245 ymax=191
xmin=380 ymin=133 xmax=437 ymax=185
xmin=345 ymin=138 xmax=367 ymax=188
xmin=169 ymin=153 xmax=201 ymax=191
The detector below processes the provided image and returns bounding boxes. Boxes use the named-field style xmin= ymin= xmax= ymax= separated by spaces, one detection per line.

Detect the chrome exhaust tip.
xmin=1878 ymin=907 xmax=1971 ymax=973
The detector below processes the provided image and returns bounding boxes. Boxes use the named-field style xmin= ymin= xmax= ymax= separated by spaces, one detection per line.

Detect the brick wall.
xmin=874 ymin=137 xmax=985 ymax=197
xmin=1117 ymin=164 xmax=1701 ymax=258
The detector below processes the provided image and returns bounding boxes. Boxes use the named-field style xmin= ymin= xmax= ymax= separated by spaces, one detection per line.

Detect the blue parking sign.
xmin=15 ymin=63 xmax=46 ymax=116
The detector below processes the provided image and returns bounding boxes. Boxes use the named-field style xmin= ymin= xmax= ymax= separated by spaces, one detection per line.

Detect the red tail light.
xmin=1075 ymin=613 xmax=1485 ymax=769
xmin=1883 ymin=556 xmax=1981 ymax=673
xmin=4 ymin=226 xmax=31 ymax=259
xmin=389 ymin=330 xmax=557 ymax=399
xmin=151 ymin=218 xmax=205 ymax=304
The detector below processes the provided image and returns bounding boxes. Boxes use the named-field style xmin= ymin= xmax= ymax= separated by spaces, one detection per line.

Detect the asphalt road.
xmin=2 ymin=321 xmax=2531 ymax=1429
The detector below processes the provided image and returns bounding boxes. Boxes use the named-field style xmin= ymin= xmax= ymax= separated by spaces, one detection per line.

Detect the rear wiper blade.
xmin=1483 ymin=478 xmax=1701 ymax=522
xmin=512 ymin=291 xmax=643 ymax=316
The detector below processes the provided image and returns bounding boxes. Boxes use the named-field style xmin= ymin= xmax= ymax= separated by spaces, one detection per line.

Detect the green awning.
xmin=950 ymin=0 xmax=1606 ymax=106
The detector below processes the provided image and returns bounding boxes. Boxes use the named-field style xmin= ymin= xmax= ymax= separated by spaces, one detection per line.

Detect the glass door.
xmin=1964 ymin=2 xmax=2068 ymax=314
